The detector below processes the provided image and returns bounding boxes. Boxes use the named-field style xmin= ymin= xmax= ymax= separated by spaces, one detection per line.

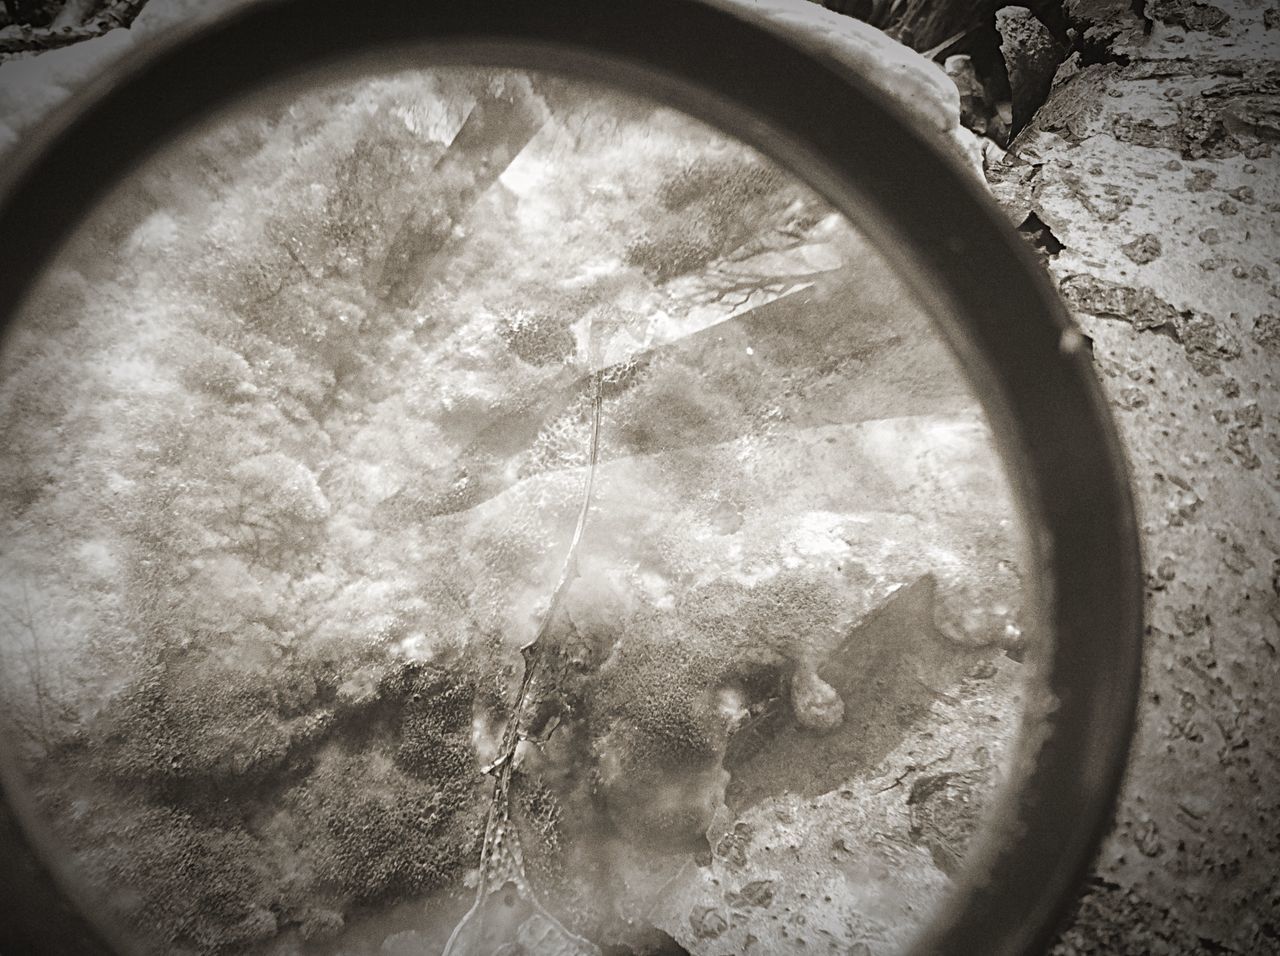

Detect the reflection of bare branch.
xmin=693 ymin=266 xmax=838 ymax=310
xmin=874 ymin=747 xmax=956 ymax=794
xmin=220 ymin=486 xmax=305 ymax=567
xmin=0 ymin=584 xmax=64 ymax=751
xmin=270 ymin=220 xmax=326 ymax=282
xmin=721 ymin=224 xmax=817 ymax=265
xmin=724 ymin=695 xmax=785 ymax=765
xmin=685 ymin=206 xmax=837 ymax=310
xmin=698 ymin=277 xmax=797 ymax=310
xmin=0 ymin=0 xmax=151 ymax=56
xmin=235 ymin=258 xmax=303 ymax=311
xmin=378 ymin=81 xmax=548 ymax=308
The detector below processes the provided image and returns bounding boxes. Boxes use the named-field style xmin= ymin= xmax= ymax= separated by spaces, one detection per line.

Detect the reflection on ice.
xmin=0 ymin=66 xmax=1029 ymax=956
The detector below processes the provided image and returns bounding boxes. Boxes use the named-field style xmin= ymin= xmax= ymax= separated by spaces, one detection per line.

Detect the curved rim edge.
xmin=0 ymin=3 xmax=1144 ymax=954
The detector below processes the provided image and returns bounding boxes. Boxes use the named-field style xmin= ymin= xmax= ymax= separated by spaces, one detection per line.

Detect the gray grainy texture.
xmin=0 ymin=0 xmax=1277 ymax=952
xmin=993 ymin=0 xmax=1279 ymax=950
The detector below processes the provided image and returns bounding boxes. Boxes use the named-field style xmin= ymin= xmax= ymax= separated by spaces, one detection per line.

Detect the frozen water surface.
xmin=0 ymin=67 xmax=1032 ymax=955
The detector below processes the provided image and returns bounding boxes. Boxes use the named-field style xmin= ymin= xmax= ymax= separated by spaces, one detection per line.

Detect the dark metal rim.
xmin=0 ymin=2 xmax=1144 ymax=954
